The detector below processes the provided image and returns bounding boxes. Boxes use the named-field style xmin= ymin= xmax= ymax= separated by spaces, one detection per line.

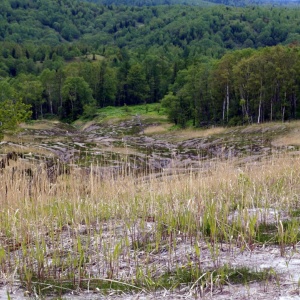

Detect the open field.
xmin=1 ymin=117 xmax=300 ymax=299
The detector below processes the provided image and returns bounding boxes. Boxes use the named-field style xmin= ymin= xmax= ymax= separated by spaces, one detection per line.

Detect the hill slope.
xmin=1 ymin=0 xmax=300 ymax=48
xmin=83 ymin=0 xmax=300 ymax=6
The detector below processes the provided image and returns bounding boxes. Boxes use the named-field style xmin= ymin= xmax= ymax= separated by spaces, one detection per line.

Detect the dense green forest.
xmin=84 ymin=0 xmax=216 ymax=6
xmin=84 ymin=0 xmax=300 ymax=7
xmin=1 ymin=0 xmax=300 ymax=126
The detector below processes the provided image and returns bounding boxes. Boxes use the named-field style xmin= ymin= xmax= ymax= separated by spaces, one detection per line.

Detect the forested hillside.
xmin=2 ymin=0 xmax=298 ymax=47
xmin=84 ymin=0 xmax=300 ymax=7
xmin=84 ymin=0 xmax=215 ymax=6
xmin=1 ymin=0 xmax=300 ymax=125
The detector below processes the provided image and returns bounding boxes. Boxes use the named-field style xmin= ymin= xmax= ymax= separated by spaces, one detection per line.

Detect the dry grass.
xmin=272 ymin=128 xmax=300 ymax=147
xmin=144 ymin=123 xmax=173 ymax=135
xmin=101 ymin=146 xmax=144 ymax=155
xmin=2 ymin=118 xmax=300 ymax=297
xmin=0 ymin=141 xmax=55 ymax=157
xmin=168 ymin=126 xmax=228 ymax=142
xmin=20 ymin=120 xmax=60 ymax=130
xmin=1 ymin=149 xmax=300 ymax=297
xmin=80 ymin=120 xmax=97 ymax=131
xmin=3 ymin=134 xmax=36 ymax=143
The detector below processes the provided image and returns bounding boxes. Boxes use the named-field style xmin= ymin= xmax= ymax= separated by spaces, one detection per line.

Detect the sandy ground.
xmin=2 ymin=243 xmax=300 ymax=299
xmin=2 ymin=122 xmax=300 ymax=300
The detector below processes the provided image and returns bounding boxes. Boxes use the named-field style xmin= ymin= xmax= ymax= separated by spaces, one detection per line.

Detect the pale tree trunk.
xmin=57 ymin=73 xmax=64 ymax=110
xmin=258 ymin=100 xmax=261 ymax=124
xmin=270 ymin=100 xmax=273 ymax=122
xmin=294 ymin=94 xmax=297 ymax=118
xmin=282 ymin=91 xmax=286 ymax=123
xmin=257 ymin=79 xmax=263 ymax=124
xmin=226 ymin=83 xmax=229 ymax=123
xmin=70 ymin=97 xmax=74 ymax=119
xmin=48 ymin=88 xmax=53 ymax=115
xmin=222 ymin=98 xmax=226 ymax=124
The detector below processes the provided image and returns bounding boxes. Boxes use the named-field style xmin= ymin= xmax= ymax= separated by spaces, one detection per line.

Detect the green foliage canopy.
xmin=0 ymin=98 xmax=31 ymax=140
xmin=2 ymin=1 xmax=300 ymax=126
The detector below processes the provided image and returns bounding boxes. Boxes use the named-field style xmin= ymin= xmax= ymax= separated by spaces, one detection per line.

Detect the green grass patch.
xmin=95 ymin=103 xmax=167 ymax=120
xmin=255 ymin=223 xmax=278 ymax=244
xmin=201 ymin=219 xmax=300 ymax=247
xmin=226 ymin=267 xmax=275 ymax=285
xmin=155 ymin=265 xmax=275 ymax=291
xmin=25 ymin=277 xmax=142 ymax=297
xmin=256 ymin=220 xmax=300 ymax=247
xmin=291 ymin=209 xmax=300 ymax=217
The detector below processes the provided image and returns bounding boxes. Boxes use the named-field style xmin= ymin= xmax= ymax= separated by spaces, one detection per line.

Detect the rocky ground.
xmin=1 ymin=117 xmax=297 ymax=175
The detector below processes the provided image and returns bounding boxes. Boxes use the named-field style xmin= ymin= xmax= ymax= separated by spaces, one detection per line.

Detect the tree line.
xmin=2 ymin=1 xmax=300 ymax=126
xmin=0 ymin=52 xmax=173 ymax=122
xmin=1 ymin=44 xmax=300 ymax=126
xmin=2 ymin=1 xmax=300 ymax=50
xmin=163 ymin=45 xmax=300 ymax=126
xmin=85 ymin=0 xmax=300 ymax=7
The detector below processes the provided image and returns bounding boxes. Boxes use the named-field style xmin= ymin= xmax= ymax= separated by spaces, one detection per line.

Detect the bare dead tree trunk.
xmin=258 ymin=79 xmax=263 ymax=124
xmin=222 ymin=98 xmax=226 ymax=124
xmin=226 ymin=83 xmax=229 ymax=123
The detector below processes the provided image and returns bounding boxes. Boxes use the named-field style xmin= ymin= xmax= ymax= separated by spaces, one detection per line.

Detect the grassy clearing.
xmin=0 ymin=150 xmax=300 ymax=297
xmin=84 ymin=54 xmax=105 ymax=61
xmin=93 ymin=103 xmax=166 ymax=122
xmin=70 ymin=54 xmax=105 ymax=63
xmin=75 ymin=103 xmax=167 ymax=132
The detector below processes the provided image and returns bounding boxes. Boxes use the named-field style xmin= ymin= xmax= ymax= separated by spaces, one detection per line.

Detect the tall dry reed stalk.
xmin=0 ymin=152 xmax=299 ymax=295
